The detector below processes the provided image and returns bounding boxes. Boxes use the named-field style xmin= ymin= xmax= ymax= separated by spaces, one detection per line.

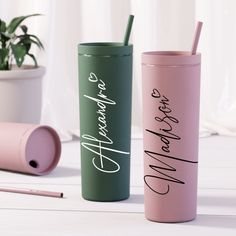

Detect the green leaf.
xmin=1 ymin=32 xmax=11 ymax=39
xmin=28 ymin=34 xmax=44 ymax=49
xmin=17 ymin=34 xmax=44 ymax=50
xmin=20 ymin=25 xmax=28 ymax=34
xmin=17 ymin=35 xmax=40 ymax=49
xmin=17 ymin=36 xmax=32 ymax=52
xmin=0 ymin=62 xmax=9 ymax=70
xmin=7 ymin=14 xmax=41 ymax=34
xmin=11 ymin=43 xmax=27 ymax=67
xmin=0 ymin=48 xmax=9 ymax=62
xmin=0 ymin=19 xmax=6 ymax=32
xmin=27 ymin=53 xmax=38 ymax=67
xmin=1 ymin=32 xmax=12 ymax=48
xmin=0 ymin=48 xmax=9 ymax=70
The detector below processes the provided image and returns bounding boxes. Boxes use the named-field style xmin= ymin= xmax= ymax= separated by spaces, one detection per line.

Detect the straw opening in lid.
xmin=24 ymin=126 xmax=61 ymax=175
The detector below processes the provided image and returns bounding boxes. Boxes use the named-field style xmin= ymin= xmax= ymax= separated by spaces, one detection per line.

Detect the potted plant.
xmin=0 ymin=14 xmax=45 ymax=123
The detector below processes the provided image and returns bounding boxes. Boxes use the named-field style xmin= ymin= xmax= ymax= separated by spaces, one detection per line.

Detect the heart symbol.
xmin=151 ymin=89 xmax=161 ymax=98
xmin=88 ymin=72 xmax=98 ymax=82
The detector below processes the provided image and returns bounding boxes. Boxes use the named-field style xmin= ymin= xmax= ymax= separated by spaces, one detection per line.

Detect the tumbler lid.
xmin=78 ymin=42 xmax=132 ymax=56
xmin=22 ymin=126 xmax=61 ymax=175
xmin=142 ymin=51 xmax=201 ymax=66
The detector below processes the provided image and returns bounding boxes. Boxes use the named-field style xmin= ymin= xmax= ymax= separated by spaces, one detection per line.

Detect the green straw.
xmin=123 ymin=15 xmax=134 ymax=46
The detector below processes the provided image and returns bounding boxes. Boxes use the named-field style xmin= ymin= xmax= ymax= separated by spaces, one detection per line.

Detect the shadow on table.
xmin=185 ymin=194 xmax=236 ymax=229
xmin=198 ymin=195 xmax=236 ymax=208
xmin=47 ymin=166 xmax=81 ymax=178
xmin=123 ymin=194 xmax=144 ymax=204
xmin=123 ymin=194 xmax=236 ymax=229
xmin=185 ymin=214 xmax=236 ymax=229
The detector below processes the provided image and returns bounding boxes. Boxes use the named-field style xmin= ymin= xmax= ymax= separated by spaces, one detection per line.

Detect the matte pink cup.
xmin=0 ymin=122 xmax=61 ymax=175
xmin=142 ymin=51 xmax=201 ymax=222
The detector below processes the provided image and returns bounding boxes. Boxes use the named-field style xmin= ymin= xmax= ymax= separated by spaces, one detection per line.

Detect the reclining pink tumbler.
xmin=0 ymin=123 xmax=61 ymax=175
xmin=142 ymin=52 xmax=201 ymax=222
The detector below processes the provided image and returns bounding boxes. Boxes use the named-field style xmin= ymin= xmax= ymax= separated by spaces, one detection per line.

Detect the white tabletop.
xmin=0 ymin=136 xmax=236 ymax=235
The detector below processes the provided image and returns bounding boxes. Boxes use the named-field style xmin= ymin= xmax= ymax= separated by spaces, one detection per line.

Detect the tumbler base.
xmin=82 ymin=194 xmax=130 ymax=202
xmin=145 ymin=215 xmax=196 ymax=223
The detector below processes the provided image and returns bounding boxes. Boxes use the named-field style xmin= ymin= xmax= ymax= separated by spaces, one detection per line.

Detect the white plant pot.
xmin=0 ymin=65 xmax=46 ymax=123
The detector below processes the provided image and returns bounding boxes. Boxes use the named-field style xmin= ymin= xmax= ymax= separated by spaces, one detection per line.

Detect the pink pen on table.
xmin=0 ymin=186 xmax=63 ymax=198
xmin=191 ymin=21 xmax=203 ymax=55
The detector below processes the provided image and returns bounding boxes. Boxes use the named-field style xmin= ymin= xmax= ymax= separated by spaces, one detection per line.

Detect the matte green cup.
xmin=78 ymin=43 xmax=133 ymax=201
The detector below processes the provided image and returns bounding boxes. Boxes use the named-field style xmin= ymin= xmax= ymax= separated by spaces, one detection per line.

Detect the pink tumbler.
xmin=142 ymin=52 xmax=201 ymax=222
xmin=0 ymin=123 xmax=61 ymax=175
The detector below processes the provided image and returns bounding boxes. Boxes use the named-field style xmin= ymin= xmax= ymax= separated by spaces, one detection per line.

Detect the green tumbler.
xmin=78 ymin=43 xmax=133 ymax=201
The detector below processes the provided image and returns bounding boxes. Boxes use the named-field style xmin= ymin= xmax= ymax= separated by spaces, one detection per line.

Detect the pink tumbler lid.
xmin=21 ymin=126 xmax=61 ymax=175
xmin=142 ymin=51 xmax=201 ymax=66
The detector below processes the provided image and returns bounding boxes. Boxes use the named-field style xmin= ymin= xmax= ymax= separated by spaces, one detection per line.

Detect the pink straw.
xmin=191 ymin=21 xmax=203 ymax=55
xmin=0 ymin=186 xmax=63 ymax=198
